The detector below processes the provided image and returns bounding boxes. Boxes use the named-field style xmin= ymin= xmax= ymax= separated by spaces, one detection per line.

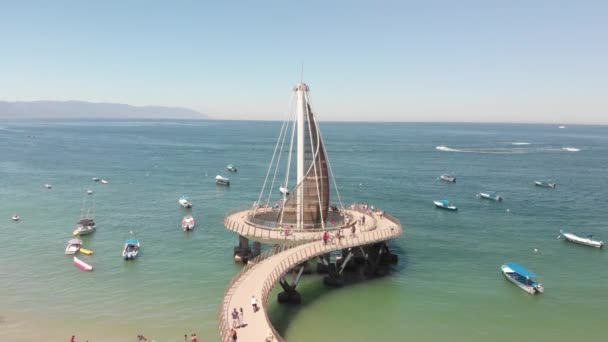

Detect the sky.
xmin=0 ymin=1 xmax=607 ymax=123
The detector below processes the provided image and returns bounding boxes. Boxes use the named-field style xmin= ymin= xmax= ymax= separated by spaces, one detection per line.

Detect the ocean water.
xmin=1 ymin=120 xmax=607 ymax=342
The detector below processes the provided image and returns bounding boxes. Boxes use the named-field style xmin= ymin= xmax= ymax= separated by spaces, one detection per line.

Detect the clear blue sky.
xmin=1 ymin=1 xmax=607 ymax=123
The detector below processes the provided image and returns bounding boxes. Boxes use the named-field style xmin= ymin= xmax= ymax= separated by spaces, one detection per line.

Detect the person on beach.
xmin=184 ymin=334 xmax=188 ymax=341
xmin=239 ymin=307 xmax=245 ymax=327
xmin=232 ymin=308 xmax=240 ymax=328
xmin=70 ymin=336 xmax=76 ymax=342
xmin=190 ymin=333 xmax=197 ymax=342
xmin=230 ymin=328 xmax=238 ymax=342
xmin=251 ymin=295 xmax=259 ymax=312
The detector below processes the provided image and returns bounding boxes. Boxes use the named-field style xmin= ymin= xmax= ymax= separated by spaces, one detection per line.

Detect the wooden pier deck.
xmin=218 ymin=209 xmax=402 ymax=341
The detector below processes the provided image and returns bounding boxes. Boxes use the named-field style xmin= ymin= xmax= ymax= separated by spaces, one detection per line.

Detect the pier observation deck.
xmin=218 ymin=208 xmax=403 ymax=342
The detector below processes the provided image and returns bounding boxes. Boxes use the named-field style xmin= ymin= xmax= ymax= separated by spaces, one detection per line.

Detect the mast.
xmin=295 ymin=83 xmax=308 ymax=229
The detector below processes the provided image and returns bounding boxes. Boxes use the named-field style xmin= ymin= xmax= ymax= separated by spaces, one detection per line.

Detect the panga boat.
xmin=478 ymin=192 xmax=503 ymax=201
xmin=501 ymin=263 xmax=544 ymax=294
xmin=215 ymin=175 xmax=230 ymax=186
xmin=279 ymin=186 xmax=290 ymax=196
xmin=100 ymin=179 xmax=108 ymax=184
xmin=434 ymin=200 xmax=457 ymax=211
xmin=179 ymin=195 xmax=193 ymax=208
xmin=65 ymin=238 xmax=83 ymax=255
xmin=73 ymin=218 xmax=96 ymax=236
xmin=12 ymin=214 xmax=20 ymax=221
xmin=439 ymin=174 xmax=456 ymax=183
xmin=87 ymin=189 xmax=93 ymax=195
xmin=92 ymin=177 xmax=100 ymax=182
xmin=560 ymin=230 xmax=604 ymax=248
xmin=227 ymin=164 xmax=238 ymax=172
xmin=44 ymin=184 xmax=52 ymax=189
xmin=534 ymin=180 xmax=556 ymax=188
xmin=73 ymin=256 xmax=93 ymax=271
xmin=122 ymin=239 xmax=140 ymax=260
xmin=182 ymin=215 xmax=195 ymax=231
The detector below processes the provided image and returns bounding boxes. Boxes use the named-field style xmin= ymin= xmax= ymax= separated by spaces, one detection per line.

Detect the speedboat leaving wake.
xmin=561 ymin=147 xmax=580 ymax=152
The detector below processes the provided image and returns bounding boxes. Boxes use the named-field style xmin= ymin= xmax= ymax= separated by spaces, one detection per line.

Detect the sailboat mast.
xmin=295 ymin=83 xmax=308 ymax=229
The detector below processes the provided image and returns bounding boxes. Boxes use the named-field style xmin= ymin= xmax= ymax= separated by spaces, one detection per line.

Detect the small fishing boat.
xmin=178 ymin=195 xmax=193 ymax=208
xmin=73 ymin=256 xmax=93 ymax=271
xmin=122 ymin=239 xmax=140 ymax=260
xmin=279 ymin=186 xmax=290 ymax=196
xmin=100 ymin=179 xmax=108 ymax=184
xmin=560 ymin=230 xmax=604 ymax=248
xmin=182 ymin=214 xmax=195 ymax=231
xmin=92 ymin=177 xmax=100 ymax=182
xmin=501 ymin=263 xmax=544 ymax=294
xmin=478 ymin=192 xmax=503 ymax=201
xmin=12 ymin=214 xmax=20 ymax=221
xmin=44 ymin=184 xmax=52 ymax=189
xmin=65 ymin=238 xmax=83 ymax=255
xmin=439 ymin=174 xmax=456 ymax=183
xmin=227 ymin=164 xmax=238 ymax=172
xmin=534 ymin=180 xmax=556 ymax=188
xmin=73 ymin=218 xmax=96 ymax=236
xmin=87 ymin=189 xmax=93 ymax=195
xmin=215 ymin=175 xmax=230 ymax=186
xmin=561 ymin=147 xmax=580 ymax=152
xmin=434 ymin=200 xmax=457 ymax=211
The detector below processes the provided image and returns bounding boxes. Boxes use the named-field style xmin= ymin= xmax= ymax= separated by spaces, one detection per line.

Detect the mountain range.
xmin=0 ymin=101 xmax=206 ymax=119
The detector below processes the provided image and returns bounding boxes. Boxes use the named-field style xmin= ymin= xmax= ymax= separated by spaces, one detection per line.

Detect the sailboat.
xmin=73 ymin=193 xmax=96 ymax=236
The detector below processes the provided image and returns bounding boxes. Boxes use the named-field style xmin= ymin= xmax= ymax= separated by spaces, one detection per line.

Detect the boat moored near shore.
xmin=439 ymin=174 xmax=456 ymax=183
xmin=215 ymin=175 xmax=230 ymax=186
xmin=534 ymin=180 xmax=556 ymax=188
xmin=434 ymin=200 xmax=457 ymax=211
xmin=226 ymin=164 xmax=237 ymax=172
xmin=179 ymin=195 xmax=193 ymax=208
xmin=501 ymin=263 xmax=544 ymax=294
xmin=122 ymin=239 xmax=140 ymax=260
xmin=65 ymin=238 xmax=82 ymax=255
xmin=560 ymin=230 xmax=604 ymax=248
xmin=11 ymin=214 xmax=20 ymax=221
xmin=478 ymin=192 xmax=503 ymax=201
xmin=182 ymin=214 xmax=195 ymax=231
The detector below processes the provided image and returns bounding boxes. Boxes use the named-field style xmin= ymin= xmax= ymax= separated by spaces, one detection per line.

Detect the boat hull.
xmin=65 ymin=245 xmax=81 ymax=255
xmin=535 ymin=181 xmax=556 ymax=188
xmin=433 ymin=201 xmax=457 ymax=211
xmin=561 ymin=232 xmax=604 ymax=248
xmin=73 ymin=256 xmax=93 ymax=271
xmin=73 ymin=226 xmax=96 ymax=236
xmin=501 ymin=265 xmax=542 ymax=294
xmin=122 ymin=243 xmax=140 ymax=260
xmin=479 ymin=193 xmax=502 ymax=201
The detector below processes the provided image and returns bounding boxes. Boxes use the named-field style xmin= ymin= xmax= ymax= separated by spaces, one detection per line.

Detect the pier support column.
xmin=277 ymin=266 xmax=304 ymax=304
xmin=252 ymin=242 xmax=261 ymax=257
xmin=323 ymin=263 xmax=344 ymax=287
xmin=316 ymin=253 xmax=331 ymax=273
xmin=233 ymin=235 xmax=252 ymax=264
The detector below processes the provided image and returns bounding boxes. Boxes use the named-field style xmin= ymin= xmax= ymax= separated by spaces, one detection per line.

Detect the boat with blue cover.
xmin=122 ymin=239 xmax=140 ymax=260
xmin=501 ymin=263 xmax=544 ymax=294
xmin=434 ymin=199 xmax=457 ymax=211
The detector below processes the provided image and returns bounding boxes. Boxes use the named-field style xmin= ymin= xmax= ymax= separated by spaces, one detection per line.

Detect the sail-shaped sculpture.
xmin=279 ymin=83 xmax=330 ymax=229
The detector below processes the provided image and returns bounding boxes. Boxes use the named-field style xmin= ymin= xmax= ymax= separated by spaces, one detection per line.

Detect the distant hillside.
xmin=0 ymin=101 xmax=206 ymax=119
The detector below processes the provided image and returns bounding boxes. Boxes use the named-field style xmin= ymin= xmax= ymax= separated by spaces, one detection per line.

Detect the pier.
xmin=218 ymin=209 xmax=402 ymax=341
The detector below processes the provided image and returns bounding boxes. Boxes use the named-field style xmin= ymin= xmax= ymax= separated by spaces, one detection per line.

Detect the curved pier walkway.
xmin=218 ymin=210 xmax=402 ymax=341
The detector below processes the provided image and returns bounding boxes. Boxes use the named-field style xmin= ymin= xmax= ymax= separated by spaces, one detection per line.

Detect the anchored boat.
xmin=434 ymin=200 xmax=457 ymax=211
xmin=439 ymin=174 xmax=456 ymax=183
xmin=44 ymin=184 xmax=52 ymax=189
xmin=73 ymin=256 xmax=93 ymax=271
xmin=65 ymin=238 xmax=82 ymax=255
xmin=122 ymin=239 xmax=140 ymax=260
xmin=227 ymin=164 xmax=238 ymax=172
xmin=73 ymin=218 xmax=96 ymax=236
xmin=501 ymin=263 xmax=544 ymax=294
xmin=100 ymin=179 xmax=108 ymax=184
xmin=560 ymin=230 xmax=603 ymax=248
xmin=179 ymin=195 xmax=193 ymax=208
xmin=478 ymin=192 xmax=503 ymax=201
xmin=11 ymin=214 xmax=20 ymax=221
xmin=215 ymin=175 xmax=230 ymax=186
xmin=534 ymin=180 xmax=556 ymax=188
xmin=73 ymin=194 xmax=96 ymax=236
xmin=182 ymin=214 xmax=195 ymax=231
xmin=92 ymin=177 xmax=100 ymax=182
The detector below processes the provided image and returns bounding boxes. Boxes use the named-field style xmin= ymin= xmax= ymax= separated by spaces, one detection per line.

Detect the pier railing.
xmin=218 ymin=210 xmax=402 ymax=342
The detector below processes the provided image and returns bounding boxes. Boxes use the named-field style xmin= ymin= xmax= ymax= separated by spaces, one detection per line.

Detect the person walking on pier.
xmin=232 ymin=308 xmax=240 ymax=328
xmin=351 ymin=224 xmax=356 ymax=237
xmin=230 ymin=328 xmax=237 ymax=342
xmin=251 ymin=295 xmax=259 ymax=312
xmin=323 ymin=231 xmax=329 ymax=245
xmin=239 ymin=307 xmax=245 ymax=327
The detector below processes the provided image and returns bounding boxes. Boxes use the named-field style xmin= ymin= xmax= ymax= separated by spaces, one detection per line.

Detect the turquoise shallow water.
xmin=1 ymin=120 xmax=607 ymax=341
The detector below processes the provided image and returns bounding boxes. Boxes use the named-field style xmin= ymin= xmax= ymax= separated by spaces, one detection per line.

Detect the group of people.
xmin=322 ymin=229 xmax=345 ymax=245
xmin=231 ymin=307 xmax=246 ymax=328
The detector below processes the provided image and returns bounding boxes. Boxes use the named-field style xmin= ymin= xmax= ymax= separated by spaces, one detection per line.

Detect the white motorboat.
xmin=439 ymin=174 xmax=456 ymax=183
xmin=561 ymin=147 xmax=580 ymax=152
xmin=182 ymin=215 xmax=195 ymax=231
xmin=87 ymin=189 xmax=94 ymax=195
xmin=100 ymin=179 xmax=108 ymax=184
xmin=92 ymin=177 xmax=100 ymax=182
xmin=12 ymin=214 xmax=20 ymax=221
xmin=534 ymin=180 xmax=556 ymax=188
xmin=178 ymin=195 xmax=193 ymax=208
xmin=478 ymin=192 xmax=503 ymax=201
xmin=44 ymin=184 xmax=52 ymax=189
xmin=215 ymin=175 xmax=230 ymax=186
xmin=434 ymin=200 xmax=457 ymax=211
xmin=279 ymin=186 xmax=290 ymax=196
xmin=73 ymin=218 xmax=96 ymax=236
xmin=501 ymin=263 xmax=544 ymax=294
xmin=227 ymin=164 xmax=238 ymax=172
xmin=65 ymin=238 xmax=82 ymax=255
xmin=122 ymin=239 xmax=140 ymax=260
xmin=560 ymin=230 xmax=603 ymax=248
